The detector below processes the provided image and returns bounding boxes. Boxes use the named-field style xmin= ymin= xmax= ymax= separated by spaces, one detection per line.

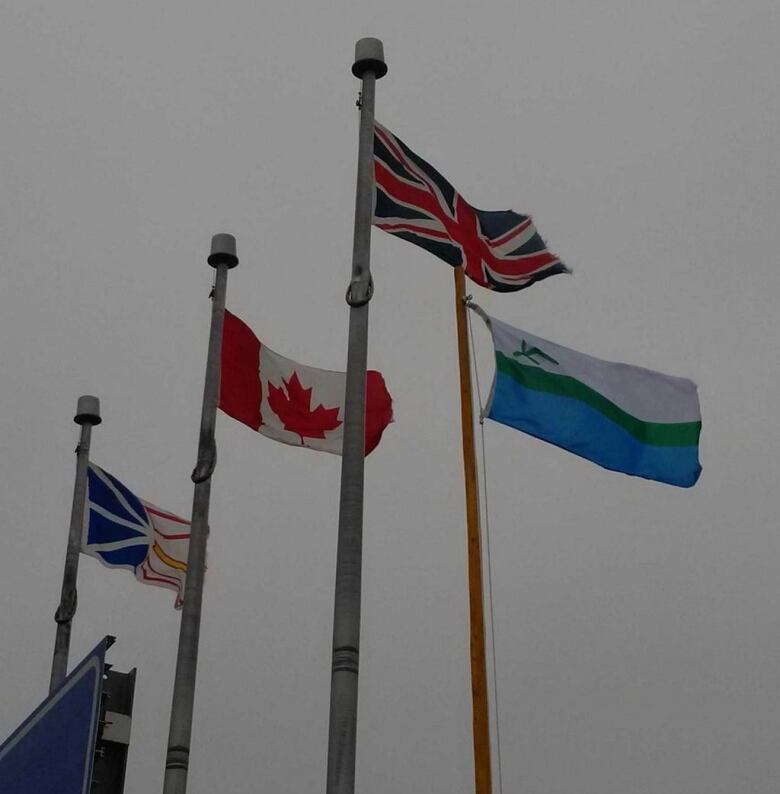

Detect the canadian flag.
xmin=219 ymin=310 xmax=393 ymax=455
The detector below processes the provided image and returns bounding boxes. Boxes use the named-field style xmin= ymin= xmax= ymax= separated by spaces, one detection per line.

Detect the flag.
xmin=484 ymin=315 xmax=702 ymax=487
xmin=219 ymin=310 xmax=393 ymax=455
xmin=82 ymin=463 xmax=190 ymax=607
xmin=373 ymin=122 xmax=568 ymax=292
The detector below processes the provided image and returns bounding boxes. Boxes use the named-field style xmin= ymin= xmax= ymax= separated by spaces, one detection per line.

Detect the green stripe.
xmin=495 ymin=353 xmax=701 ymax=447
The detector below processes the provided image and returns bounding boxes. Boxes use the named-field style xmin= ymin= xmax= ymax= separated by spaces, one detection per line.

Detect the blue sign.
xmin=0 ymin=638 xmax=107 ymax=794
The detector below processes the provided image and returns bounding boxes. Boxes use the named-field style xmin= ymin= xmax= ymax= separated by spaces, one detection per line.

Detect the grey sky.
xmin=1 ymin=1 xmax=779 ymax=792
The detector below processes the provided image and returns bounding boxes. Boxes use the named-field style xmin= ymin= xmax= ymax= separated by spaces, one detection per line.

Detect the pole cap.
xmin=352 ymin=38 xmax=387 ymax=79
xmin=75 ymin=395 xmax=101 ymax=426
xmin=208 ymin=233 xmax=239 ymax=269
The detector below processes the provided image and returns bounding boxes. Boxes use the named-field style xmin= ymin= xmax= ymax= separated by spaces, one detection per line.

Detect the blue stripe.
xmin=87 ymin=466 xmax=147 ymax=528
xmin=474 ymin=208 xmax=530 ymax=239
xmin=488 ymin=372 xmax=701 ymax=487
xmin=86 ymin=509 xmax=148 ymax=546
xmin=96 ymin=545 xmax=148 ymax=569
xmin=98 ymin=467 xmax=148 ymax=523
xmin=386 ymin=131 xmax=456 ymax=213
xmin=386 ymin=230 xmax=462 ymax=267
xmin=374 ymin=189 xmax=430 ymax=222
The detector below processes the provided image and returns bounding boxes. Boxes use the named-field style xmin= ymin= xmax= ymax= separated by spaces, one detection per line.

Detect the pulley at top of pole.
xmin=74 ymin=395 xmax=102 ymax=426
xmin=208 ymin=233 xmax=239 ymax=268
xmin=352 ymin=37 xmax=388 ymax=79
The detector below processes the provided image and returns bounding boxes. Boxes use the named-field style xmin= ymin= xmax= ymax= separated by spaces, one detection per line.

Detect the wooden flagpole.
xmin=453 ymin=265 xmax=492 ymax=794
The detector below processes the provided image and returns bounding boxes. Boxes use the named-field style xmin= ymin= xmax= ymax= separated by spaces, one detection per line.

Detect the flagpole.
xmin=49 ymin=395 xmax=102 ymax=693
xmin=453 ymin=265 xmax=493 ymax=794
xmin=326 ymin=38 xmax=387 ymax=794
xmin=163 ymin=233 xmax=238 ymax=794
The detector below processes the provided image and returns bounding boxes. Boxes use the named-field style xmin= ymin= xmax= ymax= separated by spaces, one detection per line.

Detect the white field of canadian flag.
xmin=219 ymin=310 xmax=393 ymax=455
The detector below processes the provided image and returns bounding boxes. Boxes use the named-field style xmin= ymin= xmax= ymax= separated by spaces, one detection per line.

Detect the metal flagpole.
xmin=50 ymin=395 xmax=102 ymax=693
xmin=162 ymin=233 xmax=238 ymax=794
xmin=453 ymin=266 xmax=493 ymax=794
xmin=326 ymin=37 xmax=387 ymax=794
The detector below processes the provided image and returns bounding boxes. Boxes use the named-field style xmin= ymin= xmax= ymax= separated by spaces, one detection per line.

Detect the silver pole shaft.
xmin=326 ymin=38 xmax=386 ymax=794
xmin=50 ymin=396 xmax=101 ymax=693
xmin=163 ymin=234 xmax=237 ymax=794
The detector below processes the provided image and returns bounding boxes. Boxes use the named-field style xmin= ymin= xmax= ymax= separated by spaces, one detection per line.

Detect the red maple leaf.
xmin=266 ymin=371 xmax=342 ymax=442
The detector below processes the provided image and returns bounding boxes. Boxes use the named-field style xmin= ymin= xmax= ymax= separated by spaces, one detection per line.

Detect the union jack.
xmin=373 ymin=123 xmax=568 ymax=292
xmin=81 ymin=463 xmax=190 ymax=608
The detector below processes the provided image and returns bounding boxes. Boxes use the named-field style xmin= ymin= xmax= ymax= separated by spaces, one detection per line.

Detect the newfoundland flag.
xmin=82 ymin=464 xmax=190 ymax=607
xmin=219 ymin=310 xmax=393 ymax=455
xmin=484 ymin=315 xmax=702 ymax=487
xmin=373 ymin=122 xmax=568 ymax=292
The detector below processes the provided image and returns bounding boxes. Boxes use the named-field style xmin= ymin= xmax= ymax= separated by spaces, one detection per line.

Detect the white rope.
xmin=466 ymin=305 xmax=504 ymax=794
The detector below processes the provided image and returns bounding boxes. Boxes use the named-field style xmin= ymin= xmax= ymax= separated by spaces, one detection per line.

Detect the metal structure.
xmin=50 ymin=395 xmax=102 ymax=693
xmin=92 ymin=665 xmax=137 ymax=794
xmin=325 ymin=37 xmax=387 ymax=794
xmin=162 ymin=233 xmax=238 ymax=794
xmin=3 ymin=637 xmax=109 ymax=794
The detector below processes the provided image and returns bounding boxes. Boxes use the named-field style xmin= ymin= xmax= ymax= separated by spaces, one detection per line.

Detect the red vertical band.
xmin=220 ymin=310 xmax=262 ymax=431
xmin=365 ymin=371 xmax=393 ymax=455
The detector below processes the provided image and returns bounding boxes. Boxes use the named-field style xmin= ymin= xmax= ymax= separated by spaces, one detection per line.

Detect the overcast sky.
xmin=1 ymin=2 xmax=779 ymax=792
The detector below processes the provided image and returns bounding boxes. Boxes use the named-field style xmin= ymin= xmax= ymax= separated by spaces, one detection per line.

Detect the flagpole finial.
xmin=208 ymin=233 xmax=239 ymax=269
xmin=352 ymin=37 xmax=387 ymax=79
xmin=75 ymin=395 xmax=101 ymax=426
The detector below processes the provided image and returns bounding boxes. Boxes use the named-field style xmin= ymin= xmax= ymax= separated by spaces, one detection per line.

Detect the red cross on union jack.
xmin=373 ymin=122 xmax=567 ymax=292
